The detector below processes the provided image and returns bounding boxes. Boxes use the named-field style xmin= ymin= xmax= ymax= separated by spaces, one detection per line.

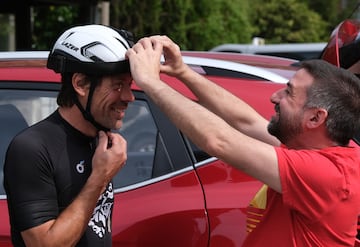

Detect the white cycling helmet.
xmin=47 ymin=24 xmax=135 ymax=132
xmin=47 ymin=24 xmax=134 ymax=75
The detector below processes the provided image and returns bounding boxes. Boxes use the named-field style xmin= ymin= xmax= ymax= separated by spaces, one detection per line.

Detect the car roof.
xmin=209 ymin=43 xmax=327 ymax=61
xmin=0 ymin=51 xmax=291 ymax=84
xmin=181 ymin=51 xmax=298 ymax=80
xmin=210 ymin=42 xmax=327 ymax=53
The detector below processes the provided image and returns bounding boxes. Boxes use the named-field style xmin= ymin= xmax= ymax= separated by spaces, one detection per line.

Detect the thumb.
xmin=97 ymin=131 xmax=108 ymax=151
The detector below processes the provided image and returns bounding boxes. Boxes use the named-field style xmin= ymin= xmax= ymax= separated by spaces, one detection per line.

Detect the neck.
xmin=284 ymin=132 xmax=339 ymax=150
xmin=58 ymin=106 xmax=98 ymax=137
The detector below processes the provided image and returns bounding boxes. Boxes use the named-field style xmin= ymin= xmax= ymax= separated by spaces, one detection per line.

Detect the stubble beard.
xmin=267 ymin=112 xmax=303 ymax=144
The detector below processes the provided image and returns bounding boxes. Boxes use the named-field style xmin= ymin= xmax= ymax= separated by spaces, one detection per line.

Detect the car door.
xmin=0 ymin=84 xmax=209 ymax=247
xmin=96 ymin=91 xmax=210 ymax=247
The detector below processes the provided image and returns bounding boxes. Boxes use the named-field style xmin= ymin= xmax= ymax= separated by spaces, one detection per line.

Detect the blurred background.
xmin=0 ymin=0 xmax=359 ymax=51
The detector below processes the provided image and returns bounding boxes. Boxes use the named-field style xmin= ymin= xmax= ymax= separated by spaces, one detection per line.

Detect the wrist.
xmin=177 ymin=64 xmax=192 ymax=80
xmin=86 ymin=173 xmax=108 ymax=194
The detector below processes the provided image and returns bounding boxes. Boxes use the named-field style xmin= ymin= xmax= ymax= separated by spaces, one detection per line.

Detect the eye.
xmin=113 ymin=81 xmax=124 ymax=91
xmin=112 ymin=77 xmax=132 ymax=91
xmin=285 ymin=86 xmax=294 ymax=96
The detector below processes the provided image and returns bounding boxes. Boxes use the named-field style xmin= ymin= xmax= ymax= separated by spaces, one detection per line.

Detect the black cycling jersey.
xmin=4 ymin=110 xmax=114 ymax=247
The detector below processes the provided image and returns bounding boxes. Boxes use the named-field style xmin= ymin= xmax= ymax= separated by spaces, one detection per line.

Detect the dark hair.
xmin=301 ymin=59 xmax=360 ymax=145
xmin=57 ymin=73 xmax=102 ymax=107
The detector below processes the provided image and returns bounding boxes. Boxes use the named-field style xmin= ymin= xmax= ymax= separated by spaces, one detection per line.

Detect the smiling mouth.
xmin=112 ymin=103 xmax=127 ymax=113
xmin=114 ymin=108 xmax=124 ymax=113
xmin=111 ymin=106 xmax=126 ymax=120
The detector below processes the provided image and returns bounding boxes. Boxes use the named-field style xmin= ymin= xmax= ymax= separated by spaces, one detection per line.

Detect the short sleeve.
xmin=275 ymin=146 xmax=350 ymax=220
xmin=4 ymin=133 xmax=58 ymax=231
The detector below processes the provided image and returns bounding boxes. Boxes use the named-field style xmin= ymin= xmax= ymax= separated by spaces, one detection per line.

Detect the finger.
xmin=150 ymin=35 xmax=170 ymax=42
xmin=152 ymin=39 xmax=164 ymax=52
xmin=138 ymin=37 xmax=154 ymax=49
xmin=152 ymin=35 xmax=176 ymax=49
xmin=132 ymin=42 xmax=145 ymax=53
xmin=97 ymin=131 xmax=109 ymax=151
xmin=107 ymin=132 xmax=126 ymax=150
xmin=125 ymin=48 xmax=135 ymax=59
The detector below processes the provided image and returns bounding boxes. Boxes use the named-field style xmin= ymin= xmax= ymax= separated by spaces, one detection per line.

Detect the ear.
xmin=72 ymin=73 xmax=89 ymax=97
xmin=306 ymin=108 xmax=328 ymax=129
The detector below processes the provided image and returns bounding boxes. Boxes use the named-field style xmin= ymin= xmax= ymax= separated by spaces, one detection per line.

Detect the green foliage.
xmin=110 ymin=0 xmax=163 ymax=37
xmin=32 ymin=6 xmax=79 ymax=50
xmin=183 ymin=0 xmax=253 ymax=50
xmin=110 ymin=0 xmax=253 ymax=50
xmin=0 ymin=14 xmax=14 ymax=50
xmin=304 ymin=0 xmax=339 ymax=27
xmin=304 ymin=0 xmax=359 ymax=36
xmin=7 ymin=0 xmax=357 ymax=51
xmin=250 ymin=0 xmax=328 ymax=43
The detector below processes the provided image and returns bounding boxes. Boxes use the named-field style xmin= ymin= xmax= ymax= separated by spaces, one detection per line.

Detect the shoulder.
xmin=7 ymin=111 xmax=67 ymax=159
xmin=275 ymin=145 xmax=359 ymax=164
xmin=275 ymin=146 xmax=359 ymax=186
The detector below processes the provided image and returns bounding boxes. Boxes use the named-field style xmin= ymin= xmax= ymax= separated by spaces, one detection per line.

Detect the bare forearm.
xmin=141 ymin=78 xmax=281 ymax=192
xmin=177 ymin=66 xmax=280 ymax=145
xmin=22 ymin=175 xmax=105 ymax=247
xmin=127 ymin=35 xmax=281 ymax=191
xmin=180 ymin=67 xmax=254 ymax=117
xmin=140 ymin=77 xmax=227 ymax=150
xmin=50 ymin=176 xmax=104 ymax=245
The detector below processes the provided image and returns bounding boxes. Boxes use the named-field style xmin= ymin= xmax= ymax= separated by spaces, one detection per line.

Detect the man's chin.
xmin=113 ymin=121 xmax=123 ymax=130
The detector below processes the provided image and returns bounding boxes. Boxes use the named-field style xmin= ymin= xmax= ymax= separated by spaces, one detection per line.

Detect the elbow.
xmin=202 ymin=135 xmax=228 ymax=158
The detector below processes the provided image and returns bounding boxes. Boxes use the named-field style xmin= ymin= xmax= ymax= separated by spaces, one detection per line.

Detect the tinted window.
xmin=0 ymin=89 xmax=165 ymax=195
xmin=0 ymin=89 xmax=57 ymax=196
xmin=114 ymin=100 xmax=158 ymax=188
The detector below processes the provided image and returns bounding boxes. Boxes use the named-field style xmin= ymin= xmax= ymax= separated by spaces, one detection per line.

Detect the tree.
xmin=13 ymin=0 xmax=348 ymax=50
xmin=182 ymin=0 xmax=253 ymax=50
xmin=250 ymin=0 xmax=328 ymax=43
xmin=32 ymin=5 xmax=79 ymax=50
xmin=304 ymin=0 xmax=339 ymax=31
xmin=305 ymin=0 xmax=360 ymax=34
xmin=0 ymin=14 xmax=14 ymax=50
xmin=110 ymin=0 xmax=253 ymax=50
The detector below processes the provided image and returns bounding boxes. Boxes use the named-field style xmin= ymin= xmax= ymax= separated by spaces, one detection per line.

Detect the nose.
xmin=119 ymin=84 xmax=135 ymax=103
xmin=270 ymin=87 xmax=284 ymax=104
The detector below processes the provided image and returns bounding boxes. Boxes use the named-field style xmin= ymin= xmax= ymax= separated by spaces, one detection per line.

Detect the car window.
xmin=0 ymin=89 xmax=58 ymax=196
xmin=0 ymin=88 xmax=169 ymax=196
xmin=114 ymin=100 xmax=158 ymax=188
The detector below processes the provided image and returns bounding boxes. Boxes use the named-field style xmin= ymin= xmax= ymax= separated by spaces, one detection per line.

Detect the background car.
xmin=181 ymin=50 xmax=299 ymax=80
xmin=0 ymin=51 xmax=358 ymax=247
xmin=209 ymin=42 xmax=327 ymax=61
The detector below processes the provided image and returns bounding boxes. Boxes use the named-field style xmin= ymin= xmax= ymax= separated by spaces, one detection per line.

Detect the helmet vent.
xmin=81 ymin=41 xmax=104 ymax=62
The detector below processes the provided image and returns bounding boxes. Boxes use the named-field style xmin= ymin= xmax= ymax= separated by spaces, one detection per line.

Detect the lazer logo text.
xmin=61 ymin=41 xmax=79 ymax=52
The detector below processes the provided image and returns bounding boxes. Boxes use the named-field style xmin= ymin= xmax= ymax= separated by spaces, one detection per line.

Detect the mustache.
xmin=274 ymin=104 xmax=280 ymax=113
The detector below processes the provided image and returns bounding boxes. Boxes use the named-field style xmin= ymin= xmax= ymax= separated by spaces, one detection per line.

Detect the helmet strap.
xmin=74 ymin=80 xmax=110 ymax=132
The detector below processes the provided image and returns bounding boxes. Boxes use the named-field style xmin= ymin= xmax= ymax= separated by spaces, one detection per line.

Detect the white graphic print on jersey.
xmin=88 ymin=182 xmax=114 ymax=238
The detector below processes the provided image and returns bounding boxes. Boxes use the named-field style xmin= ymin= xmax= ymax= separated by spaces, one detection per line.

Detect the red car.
xmin=0 ymin=51 xmax=356 ymax=246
